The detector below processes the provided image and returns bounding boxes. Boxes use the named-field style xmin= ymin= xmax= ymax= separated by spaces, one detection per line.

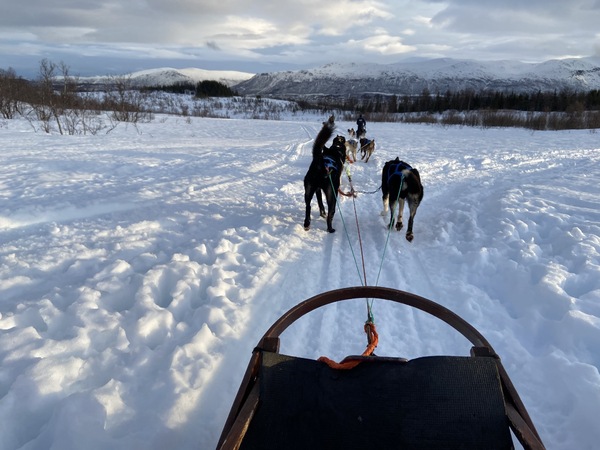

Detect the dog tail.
xmin=313 ymin=115 xmax=335 ymax=158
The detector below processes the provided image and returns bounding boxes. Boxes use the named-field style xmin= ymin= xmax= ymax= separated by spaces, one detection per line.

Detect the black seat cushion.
xmin=240 ymin=352 xmax=513 ymax=450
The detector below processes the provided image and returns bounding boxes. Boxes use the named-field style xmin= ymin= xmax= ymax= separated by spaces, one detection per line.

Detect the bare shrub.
xmin=0 ymin=67 xmax=29 ymax=119
xmin=103 ymin=76 xmax=153 ymax=124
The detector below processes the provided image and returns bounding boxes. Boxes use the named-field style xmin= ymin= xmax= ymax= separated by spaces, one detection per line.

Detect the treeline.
xmin=334 ymin=88 xmax=600 ymax=115
xmin=398 ymin=109 xmax=600 ymax=131
xmin=303 ymin=88 xmax=600 ymax=130
xmin=143 ymin=80 xmax=237 ymax=97
xmin=142 ymin=82 xmax=196 ymax=94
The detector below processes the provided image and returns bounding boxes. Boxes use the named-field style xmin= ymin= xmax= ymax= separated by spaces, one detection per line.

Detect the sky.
xmin=1 ymin=0 xmax=600 ymax=78
xmin=0 ymin=98 xmax=599 ymax=449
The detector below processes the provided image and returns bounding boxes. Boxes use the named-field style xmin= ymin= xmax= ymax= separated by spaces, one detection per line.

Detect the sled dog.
xmin=304 ymin=117 xmax=347 ymax=233
xmin=381 ymin=157 xmax=424 ymax=241
xmin=345 ymin=139 xmax=358 ymax=163
xmin=360 ymin=138 xmax=375 ymax=162
xmin=349 ymin=126 xmax=366 ymax=140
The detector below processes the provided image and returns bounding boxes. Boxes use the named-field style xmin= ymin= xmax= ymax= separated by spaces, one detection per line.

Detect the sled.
xmin=215 ymin=286 xmax=546 ymax=450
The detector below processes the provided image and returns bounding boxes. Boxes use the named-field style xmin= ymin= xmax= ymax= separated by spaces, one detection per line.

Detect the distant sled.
xmin=216 ymin=286 xmax=546 ymax=450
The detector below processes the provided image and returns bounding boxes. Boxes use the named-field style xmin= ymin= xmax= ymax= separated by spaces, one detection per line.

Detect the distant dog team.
xmin=304 ymin=117 xmax=423 ymax=241
xmin=347 ymin=128 xmax=375 ymax=162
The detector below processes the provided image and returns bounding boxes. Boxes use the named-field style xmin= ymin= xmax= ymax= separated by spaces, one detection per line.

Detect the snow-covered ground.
xmin=0 ymin=114 xmax=598 ymax=449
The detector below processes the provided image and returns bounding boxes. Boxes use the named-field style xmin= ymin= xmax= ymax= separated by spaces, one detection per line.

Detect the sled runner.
xmin=216 ymin=286 xmax=545 ymax=450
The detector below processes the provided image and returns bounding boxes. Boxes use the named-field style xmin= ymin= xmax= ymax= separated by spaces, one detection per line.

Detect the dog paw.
xmin=406 ymin=232 xmax=414 ymax=242
xmin=327 ymin=228 xmax=336 ymax=233
xmin=395 ymin=222 xmax=403 ymax=231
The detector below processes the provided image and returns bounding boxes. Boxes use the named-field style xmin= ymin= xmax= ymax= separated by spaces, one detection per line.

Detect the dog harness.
xmin=387 ymin=160 xmax=412 ymax=184
xmin=323 ymin=156 xmax=338 ymax=174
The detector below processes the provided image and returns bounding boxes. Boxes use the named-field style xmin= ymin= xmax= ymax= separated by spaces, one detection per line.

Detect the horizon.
xmin=5 ymin=53 xmax=600 ymax=81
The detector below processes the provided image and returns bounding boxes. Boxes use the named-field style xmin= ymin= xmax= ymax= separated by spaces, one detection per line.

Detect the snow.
xmin=0 ymin=113 xmax=599 ymax=450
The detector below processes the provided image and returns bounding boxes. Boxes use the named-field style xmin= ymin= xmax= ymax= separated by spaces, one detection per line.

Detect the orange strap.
xmin=338 ymin=188 xmax=357 ymax=197
xmin=318 ymin=322 xmax=378 ymax=370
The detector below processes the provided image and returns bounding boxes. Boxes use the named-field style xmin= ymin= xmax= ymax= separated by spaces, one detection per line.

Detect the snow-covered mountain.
xmin=76 ymin=67 xmax=255 ymax=88
xmin=234 ymin=57 xmax=600 ymax=97
xmin=72 ymin=57 xmax=600 ymax=97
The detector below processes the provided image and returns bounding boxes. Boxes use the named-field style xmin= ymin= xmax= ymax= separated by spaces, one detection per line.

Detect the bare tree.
xmin=26 ymin=58 xmax=62 ymax=133
xmin=0 ymin=67 xmax=28 ymax=119
xmin=104 ymin=75 xmax=152 ymax=125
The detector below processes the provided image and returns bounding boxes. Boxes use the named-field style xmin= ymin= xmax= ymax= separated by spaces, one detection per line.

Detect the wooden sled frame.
xmin=216 ymin=286 xmax=546 ymax=450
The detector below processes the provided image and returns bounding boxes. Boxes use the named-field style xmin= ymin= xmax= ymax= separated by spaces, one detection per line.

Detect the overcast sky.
xmin=1 ymin=0 xmax=600 ymax=78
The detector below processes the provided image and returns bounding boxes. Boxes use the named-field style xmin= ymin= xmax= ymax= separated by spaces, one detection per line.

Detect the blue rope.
xmin=327 ymin=171 xmax=365 ymax=286
xmin=374 ymin=174 xmax=404 ymax=287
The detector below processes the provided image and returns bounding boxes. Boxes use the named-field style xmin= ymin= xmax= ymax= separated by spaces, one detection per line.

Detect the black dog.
xmin=303 ymin=116 xmax=346 ymax=233
xmin=381 ymin=158 xmax=424 ymax=242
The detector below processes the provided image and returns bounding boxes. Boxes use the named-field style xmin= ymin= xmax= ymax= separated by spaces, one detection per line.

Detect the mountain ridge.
xmin=74 ymin=67 xmax=254 ymax=88
xmin=234 ymin=56 xmax=600 ymax=98
xmin=74 ymin=57 xmax=600 ymax=97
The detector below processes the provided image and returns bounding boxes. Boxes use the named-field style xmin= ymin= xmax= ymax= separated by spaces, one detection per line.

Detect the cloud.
xmin=412 ymin=1 xmax=600 ymax=61
xmin=351 ymin=33 xmax=416 ymax=56
xmin=0 ymin=0 xmax=598 ymax=76
xmin=316 ymin=1 xmax=393 ymax=36
xmin=429 ymin=1 xmax=599 ymax=35
xmin=206 ymin=41 xmax=221 ymax=51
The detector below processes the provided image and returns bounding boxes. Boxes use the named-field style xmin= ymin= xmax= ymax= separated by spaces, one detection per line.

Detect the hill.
xmin=234 ymin=57 xmax=600 ymax=98
xmin=74 ymin=67 xmax=255 ymax=89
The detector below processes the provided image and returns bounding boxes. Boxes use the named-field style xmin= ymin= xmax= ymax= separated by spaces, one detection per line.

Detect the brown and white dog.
xmin=381 ymin=158 xmax=424 ymax=242
xmin=359 ymin=138 xmax=375 ymax=162
xmin=348 ymin=127 xmax=366 ymax=140
xmin=345 ymin=139 xmax=358 ymax=163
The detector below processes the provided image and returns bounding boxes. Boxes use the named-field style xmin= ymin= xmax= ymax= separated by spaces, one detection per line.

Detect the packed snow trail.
xmin=0 ymin=116 xmax=598 ymax=449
